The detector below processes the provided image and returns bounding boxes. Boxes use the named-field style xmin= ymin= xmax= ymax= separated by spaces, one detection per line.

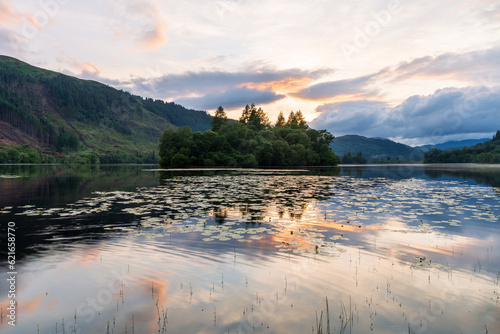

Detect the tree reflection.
xmin=424 ymin=166 xmax=500 ymax=187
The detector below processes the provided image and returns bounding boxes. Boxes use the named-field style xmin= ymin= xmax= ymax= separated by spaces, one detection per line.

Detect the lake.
xmin=0 ymin=164 xmax=499 ymax=333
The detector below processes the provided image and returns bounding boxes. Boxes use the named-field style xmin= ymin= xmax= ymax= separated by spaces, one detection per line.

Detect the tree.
xmin=171 ymin=153 xmax=190 ymax=167
xmin=341 ymin=151 xmax=366 ymax=164
xmin=211 ymin=106 xmax=227 ymax=131
xmin=294 ymin=110 xmax=307 ymax=128
xmin=248 ymin=106 xmax=270 ymax=130
xmin=355 ymin=151 xmax=367 ymax=164
xmin=493 ymin=130 xmax=500 ymax=141
xmin=286 ymin=110 xmax=307 ymax=129
xmin=158 ymin=106 xmax=339 ymax=167
xmin=287 ymin=111 xmax=295 ymax=126
xmin=56 ymin=127 xmax=79 ymax=152
xmin=239 ymin=104 xmax=252 ymax=124
xmin=275 ymin=111 xmax=286 ymax=126
xmin=341 ymin=152 xmax=353 ymax=164
xmin=424 ymin=148 xmax=442 ymax=163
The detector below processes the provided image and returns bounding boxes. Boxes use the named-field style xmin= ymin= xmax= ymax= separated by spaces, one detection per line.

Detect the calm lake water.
xmin=0 ymin=164 xmax=499 ymax=334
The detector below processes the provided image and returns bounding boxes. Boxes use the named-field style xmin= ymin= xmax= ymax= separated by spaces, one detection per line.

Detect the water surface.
xmin=0 ymin=164 xmax=499 ymax=333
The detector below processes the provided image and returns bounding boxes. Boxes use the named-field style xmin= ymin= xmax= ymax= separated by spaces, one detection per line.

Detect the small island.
xmin=159 ymin=104 xmax=340 ymax=168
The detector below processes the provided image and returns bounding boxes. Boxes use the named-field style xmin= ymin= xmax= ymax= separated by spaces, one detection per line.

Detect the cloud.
xmin=391 ymin=47 xmax=500 ymax=84
xmin=176 ymin=87 xmax=285 ymax=110
xmin=472 ymin=0 xmax=500 ymax=24
xmin=0 ymin=29 xmax=26 ymax=57
xmin=74 ymin=61 xmax=101 ymax=76
xmin=295 ymin=47 xmax=500 ymax=102
xmin=0 ymin=0 xmax=20 ymax=25
xmin=71 ymin=65 xmax=330 ymax=110
xmin=311 ymin=86 xmax=500 ymax=144
xmin=130 ymin=67 xmax=333 ymax=100
xmin=135 ymin=2 xmax=168 ymax=52
xmin=389 ymin=86 xmax=500 ymax=138
xmin=104 ymin=0 xmax=168 ymax=52
xmin=291 ymin=73 xmax=381 ymax=100
xmin=311 ymin=100 xmax=391 ymax=136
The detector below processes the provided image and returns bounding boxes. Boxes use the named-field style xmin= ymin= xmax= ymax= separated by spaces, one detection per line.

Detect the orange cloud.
xmin=137 ymin=21 xmax=168 ymax=52
xmin=74 ymin=61 xmax=101 ymax=75
xmin=240 ymin=77 xmax=314 ymax=95
xmin=304 ymin=93 xmax=377 ymax=105
xmin=136 ymin=3 xmax=168 ymax=52
xmin=0 ymin=0 xmax=20 ymax=25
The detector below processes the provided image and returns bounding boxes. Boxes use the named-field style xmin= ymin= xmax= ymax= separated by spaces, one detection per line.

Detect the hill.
xmin=0 ymin=55 xmax=212 ymax=162
xmin=331 ymin=135 xmax=424 ymax=162
xmin=416 ymin=138 xmax=490 ymax=152
xmin=424 ymin=131 xmax=500 ymax=163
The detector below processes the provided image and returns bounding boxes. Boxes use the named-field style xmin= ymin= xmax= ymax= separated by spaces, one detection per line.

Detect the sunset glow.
xmin=1 ymin=0 xmax=499 ymax=144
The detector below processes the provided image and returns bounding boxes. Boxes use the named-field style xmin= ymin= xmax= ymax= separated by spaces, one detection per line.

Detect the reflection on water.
xmin=0 ymin=165 xmax=499 ymax=333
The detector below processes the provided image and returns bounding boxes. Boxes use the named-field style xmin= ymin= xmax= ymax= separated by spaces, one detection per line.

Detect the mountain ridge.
xmin=424 ymin=131 xmax=500 ymax=163
xmin=331 ymin=135 xmax=424 ymax=162
xmin=0 ymin=55 xmax=212 ymax=161
xmin=415 ymin=138 xmax=490 ymax=152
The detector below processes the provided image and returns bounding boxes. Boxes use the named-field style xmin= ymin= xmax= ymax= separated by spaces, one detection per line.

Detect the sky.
xmin=1 ymin=0 xmax=499 ymax=146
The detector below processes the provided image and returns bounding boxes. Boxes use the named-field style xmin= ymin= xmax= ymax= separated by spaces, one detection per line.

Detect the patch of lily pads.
xmin=13 ymin=173 xmax=500 ymax=255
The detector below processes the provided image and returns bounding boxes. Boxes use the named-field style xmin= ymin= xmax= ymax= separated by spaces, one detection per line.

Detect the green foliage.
xmin=341 ymin=151 xmax=368 ymax=164
xmin=0 ymin=55 xmax=212 ymax=162
xmin=275 ymin=111 xmax=286 ymax=127
xmin=287 ymin=110 xmax=307 ymax=129
xmin=239 ymin=104 xmax=270 ymax=130
xmin=0 ymin=145 xmax=158 ymax=164
xmin=424 ymin=132 xmax=500 ymax=163
xmin=331 ymin=135 xmax=424 ymax=162
xmin=139 ymin=97 xmax=212 ymax=132
xmin=56 ymin=128 xmax=80 ymax=152
xmin=211 ymin=106 xmax=228 ymax=131
xmin=159 ymin=106 xmax=339 ymax=167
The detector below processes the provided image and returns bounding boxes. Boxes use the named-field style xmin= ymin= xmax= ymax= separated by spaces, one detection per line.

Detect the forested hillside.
xmin=331 ymin=135 xmax=424 ymax=162
xmin=416 ymin=138 xmax=490 ymax=152
xmin=424 ymin=131 xmax=500 ymax=163
xmin=0 ymin=55 xmax=211 ymax=163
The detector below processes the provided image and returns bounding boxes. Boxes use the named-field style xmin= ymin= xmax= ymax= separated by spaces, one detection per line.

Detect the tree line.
xmin=0 ymin=145 xmax=157 ymax=164
xmin=424 ymin=131 xmax=500 ymax=163
xmin=341 ymin=151 xmax=368 ymax=164
xmin=159 ymin=104 xmax=340 ymax=168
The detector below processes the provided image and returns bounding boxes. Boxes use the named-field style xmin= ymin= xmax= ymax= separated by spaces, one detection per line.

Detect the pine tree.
xmin=275 ymin=111 xmax=286 ymax=126
xmin=294 ymin=110 xmax=307 ymax=128
xmin=211 ymin=106 xmax=227 ymax=131
xmin=239 ymin=104 xmax=251 ymax=124
xmin=287 ymin=111 xmax=295 ymax=125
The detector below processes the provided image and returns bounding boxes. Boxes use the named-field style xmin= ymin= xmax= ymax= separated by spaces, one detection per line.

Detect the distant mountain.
xmin=424 ymin=131 xmax=500 ymax=163
xmin=416 ymin=138 xmax=490 ymax=152
xmin=0 ymin=55 xmax=211 ymax=159
xmin=331 ymin=135 xmax=424 ymax=162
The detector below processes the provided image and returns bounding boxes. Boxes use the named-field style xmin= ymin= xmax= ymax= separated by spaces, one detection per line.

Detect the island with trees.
xmin=159 ymin=104 xmax=340 ymax=168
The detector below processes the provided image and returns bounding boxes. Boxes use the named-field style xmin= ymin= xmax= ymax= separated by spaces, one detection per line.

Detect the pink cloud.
xmin=74 ymin=61 xmax=101 ymax=75
xmin=136 ymin=19 xmax=168 ymax=52
xmin=135 ymin=3 xmax=168 ymax=52
xmin=0 ymin=0 xmax=20 ymax=25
